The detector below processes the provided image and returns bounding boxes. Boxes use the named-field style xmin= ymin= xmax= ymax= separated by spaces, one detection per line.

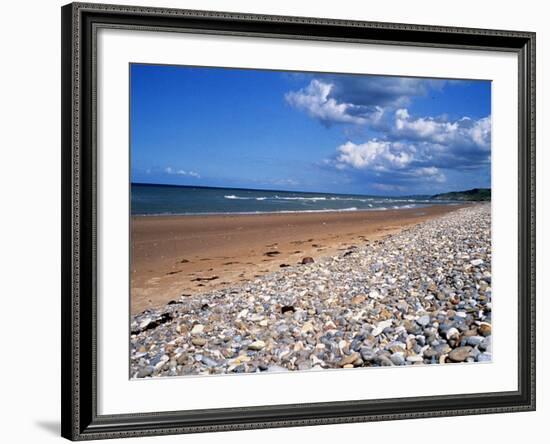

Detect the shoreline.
xmin=131 ymin=203 xmax=470 ymax=314
xmin=131 ymin=203 xmax=461 ymax=217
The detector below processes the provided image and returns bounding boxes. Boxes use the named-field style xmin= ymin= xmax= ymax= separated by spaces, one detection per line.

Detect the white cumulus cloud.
xmin=332 ymin=140 xmax=446 ymax=183
xmin=285 ymin=76 xmax=489 ymax=191
xmin=176 ymin=170 xmax=200 ymax=178
xmin=335 ymin=140 xmax=415 ymax=172
xmin=285 ymin=80 xmax=384 ymax=126
xmin=394 ymin=108 xmax=491 ymax=150
xmin=165 ymin=167 xmax=200 ymax=178
xmin=409 ymin=166 xmax=446 ymax=183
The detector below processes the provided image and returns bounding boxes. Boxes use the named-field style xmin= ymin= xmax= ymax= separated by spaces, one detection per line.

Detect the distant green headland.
xmin=430 ymin=188 xmax=491 ymax=201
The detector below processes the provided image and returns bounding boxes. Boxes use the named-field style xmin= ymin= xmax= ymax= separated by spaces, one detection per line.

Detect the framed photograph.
xmin=61 ymin=2 xmax=536 ymax=440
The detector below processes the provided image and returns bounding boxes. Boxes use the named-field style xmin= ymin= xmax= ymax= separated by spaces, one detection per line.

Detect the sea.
xmin=131 ymin=183 xmax=459 ymax=216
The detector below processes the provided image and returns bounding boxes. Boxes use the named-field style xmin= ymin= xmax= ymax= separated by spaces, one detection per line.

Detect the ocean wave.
xmin=133 ymin=207 xmax=363 ymax=216
xmin=329 ymin=197 xmax=370 ymax=202
xmin=224 ymin=194 xmax=378 ymax=202
xmin=223 ymin=193 xmax=422 ymax=210
xmin=272 ymin=207 xmax=359 ymax=213
xmin=225 ymin=194 xmax=329 ymax=201
xmin=273 ymin=195 xmax=327 ymax=201
xmin=224 ymin=194 xmax=252 ymax=200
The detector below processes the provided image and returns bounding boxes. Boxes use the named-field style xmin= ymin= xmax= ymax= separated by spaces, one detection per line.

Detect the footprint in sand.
xmin=165 ymin=270 xmax=182 ymax=276
xmin=190 ymin=276 xmax=219 ymax=282
xmin=264 ymin=251 xmax=281 ymax=257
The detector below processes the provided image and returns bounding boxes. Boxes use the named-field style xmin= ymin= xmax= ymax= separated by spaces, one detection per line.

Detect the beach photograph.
xmin=129 ymin=64 xmax=492 ymax=378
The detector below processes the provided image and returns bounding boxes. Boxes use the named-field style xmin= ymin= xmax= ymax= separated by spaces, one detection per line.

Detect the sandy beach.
xmin=131 ymin=204 xmax=468 ymax=314
xmin=130 ymin=203 xmax=492 ymax=377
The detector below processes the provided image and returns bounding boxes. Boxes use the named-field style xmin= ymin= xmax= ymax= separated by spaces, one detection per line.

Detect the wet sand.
xmin=131 ymin=204 xmax=468 ymax=314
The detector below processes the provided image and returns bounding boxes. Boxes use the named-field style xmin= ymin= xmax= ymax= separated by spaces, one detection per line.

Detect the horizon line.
xmin=131 ymin=181 xmax=490 ymax=198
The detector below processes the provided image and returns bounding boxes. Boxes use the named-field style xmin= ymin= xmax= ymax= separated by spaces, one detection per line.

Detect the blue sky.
xmin=131 ymin=64 xmax=491 ymax=196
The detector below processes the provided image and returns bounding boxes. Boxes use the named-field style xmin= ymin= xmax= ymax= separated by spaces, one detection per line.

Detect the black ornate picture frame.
xmin=61 ymin=2 xmax=536 ymax=440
